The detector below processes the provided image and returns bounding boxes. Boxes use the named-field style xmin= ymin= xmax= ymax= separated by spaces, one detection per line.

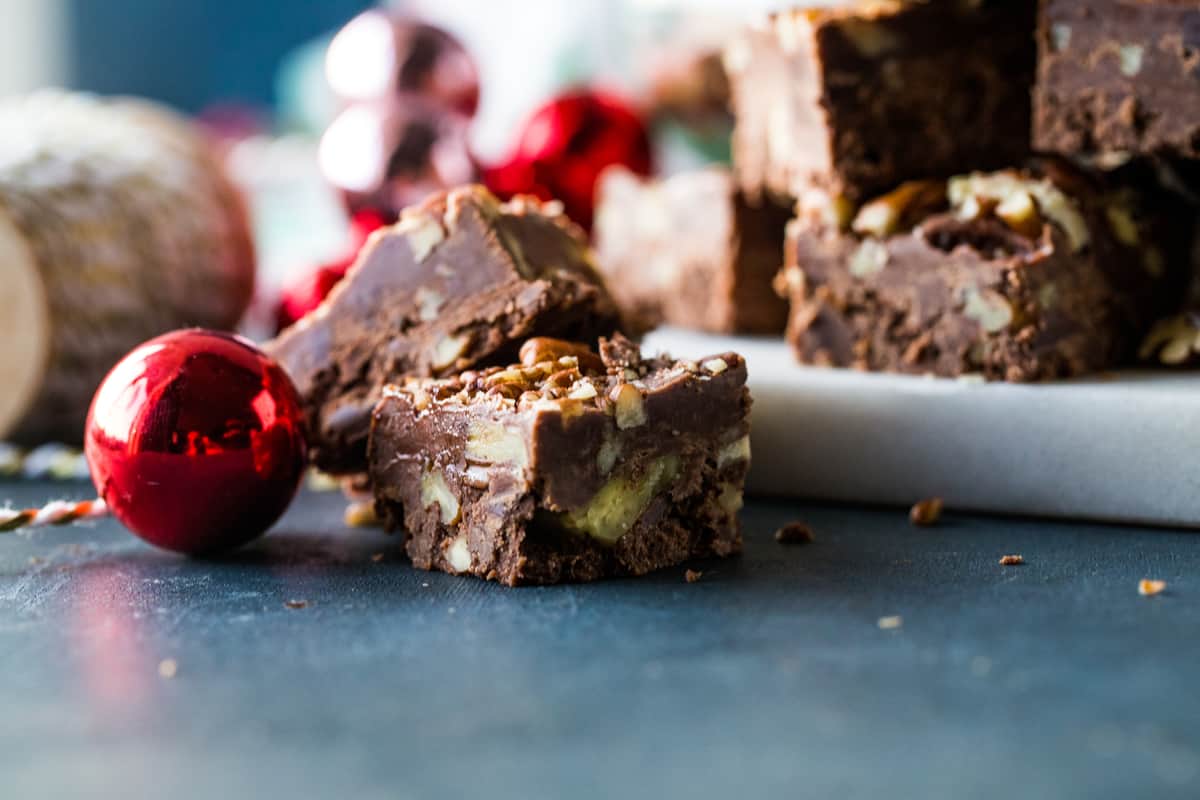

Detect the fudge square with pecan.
xmin=268 ymin=185 xmax=621 ymax=473
xmin=368 ymin=336 xmax=750 ymax=586
xmin=724 ymin=0 xmax=1035 ymax=206
xmin=778 ymin=160 xmax=1193 ymax=381
xmin=594 ymin=166 xmax=792 ymax=335
xmin=1034 ymin=0 xmax=1200 ymax=159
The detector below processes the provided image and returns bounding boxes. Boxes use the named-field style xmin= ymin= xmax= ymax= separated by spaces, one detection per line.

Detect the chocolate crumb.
xmin=370 ymin=552 xmax=385 ymax=563
xmin=1138 ymin=579 xmax=1167 ymax=597
xmin=909 ymin=497 xmax=944 ymax=526
xmin=774 ymin=522 xmax=815 ymax=544
xmin=284 ymin=599 xmax=309 ymax=609
xmin=999 ymin=554 xmax=1024 ymax=566
xmin=685 ymin=569 xmax=703 ymax=583
xmin=157 ymin=658 xmax=178 ymax=679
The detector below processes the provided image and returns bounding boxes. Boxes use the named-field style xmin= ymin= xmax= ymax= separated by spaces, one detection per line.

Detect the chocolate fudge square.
xmin=594 ymin=166 xmax=791 ymax=335
xmin=1034 ymin=0 xmax=1200 ymax=159
xmin=724 ymin=0 xmax=1035 ymax=206
xmin=369 ymin=336 xmax=749 ymax=586
xmin=779 ymin=161 xmax=1193 ymax=381
xmin=268 ymin=186 xmax=621 ymax=473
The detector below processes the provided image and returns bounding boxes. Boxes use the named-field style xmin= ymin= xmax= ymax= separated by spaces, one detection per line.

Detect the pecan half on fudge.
xmin=1034 ymin=0 xmax=1200 ymax=160
xmin=594 ymin=166 xmax=791 ymax=335
xmin=368 ymin=336 xmax=749 ymax=586
xmin=268 ymin=186 xmax=621 ymax=473
xmin=778 ymin=160 xmax=1193 ymax=381
xmin=724 ymin=0 xmax=1034 ymax=206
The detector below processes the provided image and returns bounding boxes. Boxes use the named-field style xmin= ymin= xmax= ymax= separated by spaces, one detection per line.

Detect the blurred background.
xmin=0 ymin=0 xmax=795 ymax=453
xmin=0 ymin=0 xmax=780 ymax=319
xmin=1 ymin=0 xmax=778 ymax=157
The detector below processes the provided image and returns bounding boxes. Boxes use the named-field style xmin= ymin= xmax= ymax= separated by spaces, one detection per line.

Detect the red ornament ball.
xmin=319 ymin=98 xmax=476 ymax=219
xmin=484 ymin=90 xmax=652 ymax=230
xmin=326 ymin=10 xmax=480 ymax=117
xmin=84 ymin=330 xmax=307 ymax=554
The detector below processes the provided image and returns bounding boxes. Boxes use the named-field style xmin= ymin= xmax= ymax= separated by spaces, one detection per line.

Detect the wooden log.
xmin=0 ymin=91 xmax=255 ymax=444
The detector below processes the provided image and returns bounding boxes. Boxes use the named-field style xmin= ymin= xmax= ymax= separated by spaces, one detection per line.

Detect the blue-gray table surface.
xmin=1 ymin=481 xmax=1197 ymax=800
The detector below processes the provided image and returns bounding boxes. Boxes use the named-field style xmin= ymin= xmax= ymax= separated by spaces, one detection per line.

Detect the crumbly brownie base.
xmin=377 ymin=454 xmax=743 ymax=586
xmin=780 ymin=163 xmax=1193 ymax=381
xmin=785 ymin=223 xmax=1116 ymax=381
xmin=368 ymin=337 xmax=750 ymax=586
xmin=1034 ymin=0 xmax=1200 ymax=159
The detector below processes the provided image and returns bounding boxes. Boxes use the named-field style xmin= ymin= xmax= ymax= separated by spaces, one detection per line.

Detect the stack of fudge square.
xmin=270 ymin=0 xmax=1200 ymax=585
xmin=596 ymin=0 xmax=1200 ymax=378
xmin=269 ymin=188 xmax=750 ymax=585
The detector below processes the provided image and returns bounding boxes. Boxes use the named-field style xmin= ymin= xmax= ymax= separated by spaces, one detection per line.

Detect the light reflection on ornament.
xmin=325 ymin=11 xmax=480 ymax=117
xmin=319 ymin=99 xmax=476 ymax=218
xmin=319 ymin=105 xmax=387 ymax=194
xmin=325 ymin=11 xmax=397 ymax=101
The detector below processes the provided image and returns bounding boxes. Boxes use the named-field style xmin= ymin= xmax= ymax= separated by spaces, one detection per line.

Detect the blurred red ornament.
xmin=275 ymin=210 xmax=387 ymax=332
xmin=484 ymin=90 xmax=652 ymax=230
xmin=84 ymin=330 xmax=307 ymax=554
xmin=326 ymin=10 xmax=480 ymax=117
xmin=320 ymin=98 xmax=477 ymax=219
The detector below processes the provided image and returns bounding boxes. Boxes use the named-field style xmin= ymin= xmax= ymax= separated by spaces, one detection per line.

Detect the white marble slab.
xmin=645 ymin=327 xmax=1200 ymax=529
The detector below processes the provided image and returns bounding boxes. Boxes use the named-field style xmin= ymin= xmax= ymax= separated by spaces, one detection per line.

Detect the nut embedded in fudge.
xmin=368 ymin=336 xmax=750 ymax=586
xmin=1140 ymin=312 xmax=1200 ymax=368
xmin=724 ymin=0 xmax=1035 ymax=206
xmin=267 ymin=185 xmax=622 ymax=473
xmin=778 ymin=160 xmax=1194 ymax=381
xmin=1034 ymin=0 xmax=1200 ymax=160
xmin=594 ymin=166 xmax=791 ymax=335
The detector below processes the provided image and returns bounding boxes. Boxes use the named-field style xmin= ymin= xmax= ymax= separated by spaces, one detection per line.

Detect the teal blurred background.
xmin=65 ymin=0 xmax=373 ymax=112
xmin=0 ymin=0 xmax=777 ymax=159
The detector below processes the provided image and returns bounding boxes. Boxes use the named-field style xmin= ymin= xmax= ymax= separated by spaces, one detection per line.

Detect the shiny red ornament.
xmin=275 ymin=210 xmax=387 ymax=332
xmin=484 ymin=90 xmax=653 ymax=230
xmin=84 ymin=330 xmax=307 ymax=554
xmin=326 ymin=10 xmax=480 ymax=117
xmin=319 ymin=98 xmax=477 ymax=219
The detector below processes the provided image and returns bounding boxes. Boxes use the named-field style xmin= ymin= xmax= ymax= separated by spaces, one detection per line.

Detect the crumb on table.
xmin=343 ymin=500 xmax=380 ymax=528
xmin=284 ymin=599 xmax=309 ymax=609
xmin=1138 ymin=579 xmax=1167 ymax=597
xmin=774 ymin=522 xmax=815 ymax=545
xmin=877 ymin=615 xmax=904 ymax=630
xmin=685 ymin=569 xmax=703 ymax=583
xmin=909 ymin=498 xmax=944 ymax=526
xmin=999 ymin=554 xmax=1025 ymax=566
